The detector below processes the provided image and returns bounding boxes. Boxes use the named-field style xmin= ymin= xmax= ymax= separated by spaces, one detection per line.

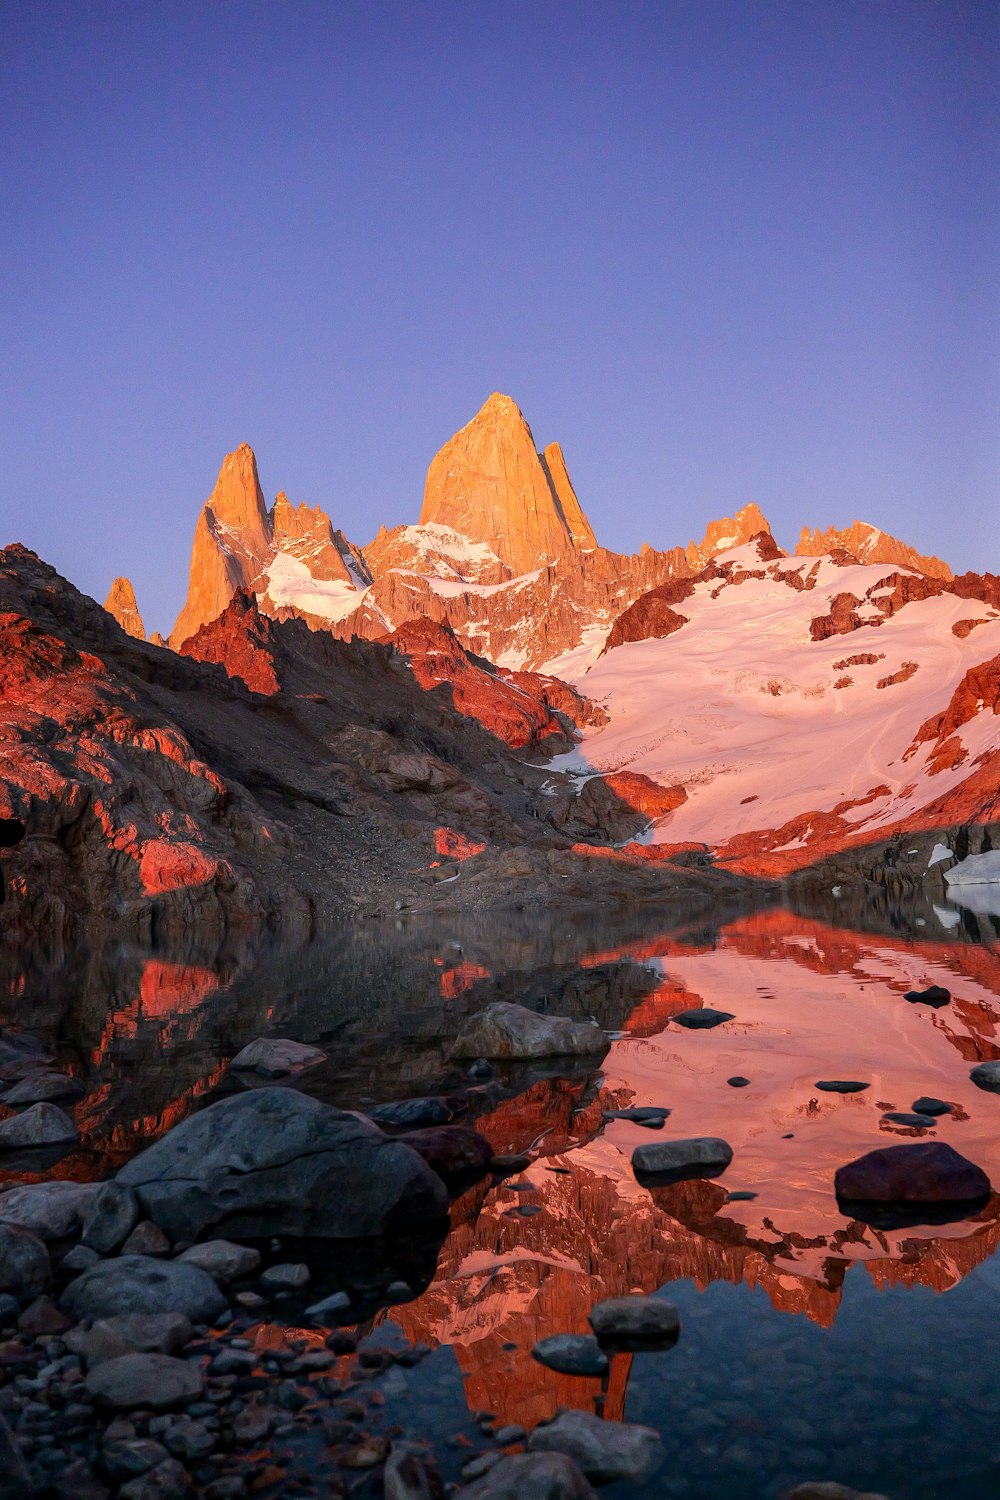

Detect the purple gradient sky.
xmin=1 ymin=1 xmax=997 ymax=637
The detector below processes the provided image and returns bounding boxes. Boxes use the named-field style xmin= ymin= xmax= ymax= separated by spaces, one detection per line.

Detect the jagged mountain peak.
xmin=103 ymin=576 xmax=145 ymax=640
xmin=795 ymin=520 xmax=952 ymax=581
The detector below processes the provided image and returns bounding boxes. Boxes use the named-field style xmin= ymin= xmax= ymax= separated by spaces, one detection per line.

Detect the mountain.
xmin=103 ymin=576 xmax=145 ymax=639
xmin=559 ymin=534 xmax=1000 ymax=876
xmin=796 ymin=520 xmax=951 ymax=580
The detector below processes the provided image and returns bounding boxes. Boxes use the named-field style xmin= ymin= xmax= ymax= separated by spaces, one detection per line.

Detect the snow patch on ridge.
xmin=263 ymin=553 xmax=366 ymax=623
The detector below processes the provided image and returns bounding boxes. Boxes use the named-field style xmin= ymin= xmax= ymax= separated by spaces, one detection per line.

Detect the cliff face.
xmin=170 ymin=444 xmax=272 ymax=647
xmin=795 ymin=520 xmax=952 ymax=581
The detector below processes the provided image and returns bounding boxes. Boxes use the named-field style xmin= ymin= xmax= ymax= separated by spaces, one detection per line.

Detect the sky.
xmin=1 ymin=1 xmax=997 ymax=638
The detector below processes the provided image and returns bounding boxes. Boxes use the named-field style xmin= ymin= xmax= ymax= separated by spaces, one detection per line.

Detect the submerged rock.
xmin=835 ymin=1142 xmax=990 ymax=1203
xmin=115 ymin=1088 xmax=449 ymax=1241
xmin=448 ymin=1002 xmax=606 ymax=1060
xmin=911 ymin=1097 xmax=952 ymax=1116
xmin=904 ymin=986 xmax=951 ymax=1007
xmin=1 ymin=1071 xmax=83 ymax=1105
xmin=881 ymin=1112 xmax=937 ymax=1129
xmin=368 ymin=1097 xmax=464 ymax=1129
xmin=456 ymin=1451 xmax=598 ymax=1499
xmin=528 ymin=1409 xmax=662 ymax=1483
xmin=588 ymin=1294 xmax=680 ymax=1350
xmin=531 ymin=1334 xmax=608 ymax=1378
xmin=61 ymin=1255 xmax=227 ymax=1323
xmin=632 ymin=1137 xmax=733 ymax=1185
xmin=671 ymin=1008 xmax=734 ymax=1029
xmin=0 ymin=1101 xmax=79 ymax=1148
xmin=228 ymin=1037 xmax=326 ymax=1076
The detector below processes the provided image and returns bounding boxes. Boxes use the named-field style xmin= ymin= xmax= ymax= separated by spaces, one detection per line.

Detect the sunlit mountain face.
xmin=2 ymin=895 xmax=999 ymax=1494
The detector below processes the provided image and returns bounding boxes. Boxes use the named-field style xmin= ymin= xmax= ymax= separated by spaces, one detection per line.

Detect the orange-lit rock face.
xmin=419 ymin=393 xmax=596 ymax=575
xmin=103 ymin=577 xmax=145 ymax=640
xmin=796 ymin=520 xmax=953 ymax=581
xmin=686 ymin=503 xmax=773 ymax=569
xmin=171 ymin=444 xmax=272 ymax=647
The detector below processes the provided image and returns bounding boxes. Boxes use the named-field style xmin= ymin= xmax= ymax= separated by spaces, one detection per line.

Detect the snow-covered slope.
xmin=552 ymin=539 xmax=1000 ymax=858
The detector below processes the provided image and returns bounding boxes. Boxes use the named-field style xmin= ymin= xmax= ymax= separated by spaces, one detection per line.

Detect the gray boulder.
xmin=60 ymin=1255 xmax=226 ymax=1323
xmin=115 ymin=1088 xmax=449 ymax=1241
xmin=970 ymin=1060 xmax=1000 ymax=1093
xmin=531 ymin=1334 xmax=608 ymax=1377
xmin=588 ymin=1294 xmax=680 ymax=1350
xmin=177 ymin=1240 xmax=260 ymax=1284
xmin=81 ymin=1181 xmax=140 ymax=1253
xmin=448 ymin=1003 xmax=606 ymax=1060
xmin=632 ymin=1137 xmax=733 ymax=1184
xmin=1 ymin=1072 xmax=83 ymax=1105
xmin=457 ymin=1452 xmax=597 ymax=1499
xmin=528 ymin=1409 xmax=663 ymax=1483
xmin=66 ymin=1313 xmax=194 ymax=1366
xmin=228 ymin=1037 xmax=326 ymax=1076
xmin=0 ymin=1101 xmax=79 ymax=1148
xmin=0 ymin=1181 xmax=99 ymax=1240
xmin=86 ymin=1352 xmax=203 ymax=1410
xmin=0 ymin=1223 xmax=50 ymax=1301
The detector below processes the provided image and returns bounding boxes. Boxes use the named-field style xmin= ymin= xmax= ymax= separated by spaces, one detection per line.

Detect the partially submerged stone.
xmin=904 ymin=986 xmax=951 ymax=1008
xmin=531 ymin=1334 xmax=608 ymax=1378
xmin=671 ymin=1008 xmax=734 ymax=1029
xmin=0 ymin=1101 xmax=79 ymax=1148
xmin=528 ymin=1408 xmax=662 ymax=1484
xmin=228 ymin=1037 xmax=326 ymax=1077
xmin=970 ymin=1060 xmax=1000 ymax=1094
xmin=632 ymin=1137 xmax=733 ymax=1185
xmin=448 ymin=1003 xmax=606 ymax=1060
xmin=834 ymin=1142 xmax=990 ymax=1204
xmin=815 ymin=1081 xmax=869 ymax=1094
xmin=1 ymin=1072 xmax=83 ymax=1105
xmin=588 ymin=1294 xmax=680 ymax=1350
xmin=0 ymin=1223 xmax=50 ymax=1302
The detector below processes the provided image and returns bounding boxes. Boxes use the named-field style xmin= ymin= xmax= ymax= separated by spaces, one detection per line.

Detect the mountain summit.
xmin=419 ymin=393 xmax=597 ymax=573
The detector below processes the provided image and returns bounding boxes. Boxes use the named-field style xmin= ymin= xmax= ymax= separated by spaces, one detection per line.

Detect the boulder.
xmin=904 ymin=986 xmax=951 ymax=1007
xmin=601 ymin=1107 xmax=670 ymax=1127
xmin=671 ymin=1008 xmax=734 ymax=1029
xmin=86 ymin=1353 xmax=203 ymax=1410
xmin=228 ymin=1038 xmax=326 ymax=1077
xmin=66 ymin=1313 xmax=194 ymax=1366
xmin=528 ymin=1409 xmax=662 ymax=1483
xmin=531 ymin=1334 xmax=608 ymax=1378
xmin=60 ymin=1255 xmax=226 ymax=1323
xmin=115 ymin=1088 xmax=449 ymax=1241
xmin=912 ymin=1097 xmax=952 ymax=1116
xmin=0 ymin=1180 xmax=99 ymax=1239
xmin=632 ymin=1137 xmax=733 ymax=1185
xmin=1 ymin=1072 xmax=83 ymax=1105
xmin=456 ymin=1451 xmax=597 ymax=1500
xmin=368 ymin=1097 xmax=464 ymax=1130
xmin=82 ymin=1181 xmax=140 ymax=1253
xmin=119 ymin=1457 xmax=192 ymax=1500
xmin=0 ymin=1101 xmax=79 ymax=1148
xmin=0 ymin=1223 xmax=50 ymax=1301
xmin=177 ymin=1240 xmax=261 ymax=1284
xmin=970 ymin=1060 xmax=1000 ymax=1093
xmin=815 ymin=1081 xmax=869 ymax=1093
xmin=400 ymin=1126 xmax=494 ymax=1187
xmin=834 ymin=1142 xmax=990 ymax=1203
xmin=448 ymin=1003 xmax=606 ymax=1060
xmin=588 ymin=1294 xmax=680 ymax=1350
xmin=122 ymin=1220 xmax=172 ymax=1256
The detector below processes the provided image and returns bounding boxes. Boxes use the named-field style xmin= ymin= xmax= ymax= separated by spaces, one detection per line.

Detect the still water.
xmin=2 ymin=891 xmax=999 ymax=1497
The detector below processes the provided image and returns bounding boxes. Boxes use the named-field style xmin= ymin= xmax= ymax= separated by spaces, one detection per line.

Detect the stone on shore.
xmin=1 ymin=1072 xmax=83 ymax=1105
xmin=0 ymin=1180 xmax=99 ymax=1239
xmin=0 ymin=1223 xmax=50 ymax=1301
xmin=86 ymin=1352 xmax=204 ymax=1409
xmin=834 ymin=1142 xmax=990 ymax=1203
xmin=60 ymin=1255 xmax=226 ymax=1323
xmin=0 ymin=1101 xmax=79 ymax=1148
xmin=448 ymin=1003 xmax=606 ymax=1060
xmin=177 ymin=1240 xmax=261 ymax=1284
xmin=588 ymin=1294 xmax=680 ymax=1350
xmin=82 ymin=1181 xmax=141 ymax=1253
xmin=66 ymin=1312 xmax=194 ymax=1366
xmin=528 ymin=1408 xmax=663 ymax=1483
xmin=228 ymin=1037 xmax=326 ymax=1077
xmin=115 ymin=1088 xmax=449 ymax=1241
xmin=632 ymin=1137 xmax=733 ymax=1185
xmin=456 ymin=1450 xmax=598 ymax=1499
xmin=601 ymin=1107 xmax=670 ymax=1127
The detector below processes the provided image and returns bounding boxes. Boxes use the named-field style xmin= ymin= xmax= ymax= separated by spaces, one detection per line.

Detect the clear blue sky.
xmin=1 ymin=0 xmax=997 ymax=636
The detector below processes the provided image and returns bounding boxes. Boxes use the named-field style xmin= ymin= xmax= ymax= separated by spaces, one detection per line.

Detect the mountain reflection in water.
xmin=2 ymin=891 xmax=1000 ymax=1494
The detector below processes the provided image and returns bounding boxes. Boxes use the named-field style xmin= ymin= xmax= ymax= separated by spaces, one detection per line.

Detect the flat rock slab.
xmin=60 ymin=1255 xmax=226 ymax=1323
xmin=531 ymin=1334 xmax=609 ymax=1378
xmin=632 ymin=1137 xmax=733 ymax=1185
xmin=448 ymin=1002 xmax=606 ymax=1060
xmin=456 ymin=1451 xmax=598 ymax=1499
xmin=904 ymin=986 xmax=951 ymax=1007
xmin=835 ymin=1142 xmax=991 ymax=1203
xmin=589 ymin=1294 xmax=680 ymax=1351
xmin=178 ymin=1240 xmax=261 ymax=1284
xmin=671 ymin=1009 xmax=734 ymax=1029
xmin=86 ymin=1352 xmax=203 ymax=1410
xmin=228 ymin=1038 xmax=326 ymax=1077
xmin=528 ymin=1408 xmax=663 ymax=1484
xmin=912 ymin=1097 xmax=953 ymax=1116
xmin=970 ymin=1061 xmax=1000 ymax=1093
xmin=815 ymin=1081 xmax=869 ymax=1093
xmin=0 ymin=1102 xmax=79 ymax=1148
xmin=115 ymin=1087 xmax=448 ymax=1242
xmin=0 ymin=1181 xmax=99 ymax=1239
